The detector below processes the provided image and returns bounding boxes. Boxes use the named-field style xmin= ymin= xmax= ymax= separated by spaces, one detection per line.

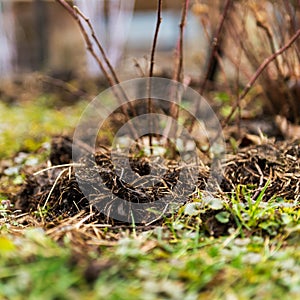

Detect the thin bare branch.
xmin=148 ymin=0 xmax=163 ymax=153
xmin=56 ymin=0 xmax=113 ymax=87
xmin=55 ymin=0 xmax=139 ymax=141
xmin=149 ymin=0 xmax=163 ymax=79
xmin=171 ymin=0 xmax=189 ymax=121
xmin=162 ymin=0 xmax=188 ymax=148
xmin=74 ymin=5 xmax=137 ymax=116
xmin=174 ymin=0 xmax=189 ymax=83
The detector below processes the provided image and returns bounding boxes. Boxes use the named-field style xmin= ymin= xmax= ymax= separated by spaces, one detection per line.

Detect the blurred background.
xmin=0 ymin=0 xmax=203 ymax=80
xmin=0 ymin=0 xmax=300 ymax=125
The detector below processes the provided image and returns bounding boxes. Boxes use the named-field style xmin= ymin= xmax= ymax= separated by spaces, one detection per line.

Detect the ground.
xmin=0 ymin=93 xmax=300 ymax=300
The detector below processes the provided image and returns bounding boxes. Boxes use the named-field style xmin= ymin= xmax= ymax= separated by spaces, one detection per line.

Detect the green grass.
xmin=1 ymin=99 xmax=300 ymax=299
xmin=0 ymin=97 xmax=87 ymax=158
xmin=1 ymin=214 xmax=300 ymax=299
xmin=1 ymin=185 xmax=299 ymax=299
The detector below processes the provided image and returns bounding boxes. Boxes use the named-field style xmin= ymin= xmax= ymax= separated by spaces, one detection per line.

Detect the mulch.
xmin=14 ymin=136 xmax=300 ymax=231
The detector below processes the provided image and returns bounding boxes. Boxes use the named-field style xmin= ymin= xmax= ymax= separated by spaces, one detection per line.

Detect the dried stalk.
xmin=148 ymin=0 xmax=163 ymax=153
xmin=169 ymin=0 xmax=189 ymax=120
xmin=161 ymin=0 xmax=188 ymax=149
xmin=174 ymin=0 xmax=188 ymax=83
xmin=222 ymin=28 xmax=300 ymax=128
xmin=149 ymin=0 xmax=162 ymax=79
xmin=56 ymin=0 xmax=113 ymax=86
xmin=73 ymin=6 xmax=136 ymax=116
xmin=74 ymin=7 xmax=120 ymax=84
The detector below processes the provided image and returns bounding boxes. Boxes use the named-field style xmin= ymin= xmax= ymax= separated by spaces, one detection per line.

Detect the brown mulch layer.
xmin=14 ymin=137 xmax=300 ymax=228
xmin=16 ymin=152 xmax=208 ymax=225
xmin=223 ymin=141 xmax=300 ymax=201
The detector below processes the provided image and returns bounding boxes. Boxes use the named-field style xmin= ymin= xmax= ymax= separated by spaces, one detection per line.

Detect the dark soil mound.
xmin=15 ymin=136 xmax=300 ymax=228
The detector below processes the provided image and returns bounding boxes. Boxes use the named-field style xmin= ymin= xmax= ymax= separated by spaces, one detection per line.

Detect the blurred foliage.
xmin=0 ymin=96 xmax=88 ymax=159
xmin=193 ymin=0 xmax=300 ymax=123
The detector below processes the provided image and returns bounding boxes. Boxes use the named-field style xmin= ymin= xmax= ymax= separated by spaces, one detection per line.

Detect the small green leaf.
xmin=215 ymin=211 xmax=230 ymax=223
xmin=215 ymin=92 xmax=230 ymax=103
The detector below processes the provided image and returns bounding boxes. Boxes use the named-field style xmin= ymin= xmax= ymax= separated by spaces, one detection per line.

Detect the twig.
xmin=170 ymin=0 xmax=189 ymax=119
xmin=222 ymin=28 xmax=300 ymax=128
xmin=162 ymin=0 xmax=188 ymax=147
xmin=74 ymin=6 xmax=120 ymax=86
xmin=43 ymin=168 xmax=69 ymax=209
xmin=73 ymin=6 xmax=136 ymax=116
xmin=55 ymin=0 xmax=139 ymax=141
xmin=74 ymin=212 xmax=95 ymax=229
xmin=174 ymin=0 xmax=189 ymax=83
xmin=55 ymin=0 xmax=114 ymax=87
xmin=33 ymin=163 xmax=82 ymax=176
xmin=148 ymin=0 xmax=163 ymax=154
xmin=149 ymin=0 xmax=162 ymax=79
xmin=198 ymin=11 xmax=211 ymax=42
